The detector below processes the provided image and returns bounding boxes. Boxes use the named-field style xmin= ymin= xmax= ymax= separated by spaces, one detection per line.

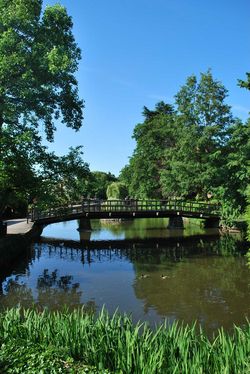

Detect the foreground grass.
xmin=0 ymin=308 xmax=249 ymax=373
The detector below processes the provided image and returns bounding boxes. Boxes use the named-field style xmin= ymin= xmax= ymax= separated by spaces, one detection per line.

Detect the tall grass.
xmin=0 ymin=308 xmax=249 ymax=373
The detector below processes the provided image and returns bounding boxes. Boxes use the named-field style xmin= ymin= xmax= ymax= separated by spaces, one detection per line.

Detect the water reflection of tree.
xmin=91 ymin=218 xmax=173 ymax=239
xmin=36 ymin=269 xmax=83 ymax=310
xmin=91 ymin=219 xmax=127 ymax=238
xmin=91 ymin=218 xmax=208 ymax=240
xmin=132 ymin=235 xmax=245 ymax=274
xmin=0 ymin=270 xmax=96 ymax=313
xmin=135 ymin=256 xmax=250 ymax=327
xmin=1 ymin=279 xmax=34 ymax=309
xmin=132 ymin=236 xmax=249 ymax=334
xmin=0 ymin=242 xmax=35 ymax=296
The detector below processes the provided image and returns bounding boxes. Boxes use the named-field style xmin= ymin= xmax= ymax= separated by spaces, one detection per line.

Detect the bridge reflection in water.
xmin=0 ymin=233 xmax=248 ymax=336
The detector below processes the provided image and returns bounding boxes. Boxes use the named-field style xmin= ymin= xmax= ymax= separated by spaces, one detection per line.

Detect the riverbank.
xmin=0 ymin=308 xmax=249 ymax=373
xmin=0 ymin=222 xmax=43 ymax=268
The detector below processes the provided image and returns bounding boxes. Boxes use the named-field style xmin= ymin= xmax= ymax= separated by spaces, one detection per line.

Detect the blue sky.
xmin=43 ymin=0 xmax=250 ymax=176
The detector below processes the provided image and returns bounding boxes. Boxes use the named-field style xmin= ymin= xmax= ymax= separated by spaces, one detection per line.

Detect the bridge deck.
xmin=30 ymin=199 xmax=220 ymax=225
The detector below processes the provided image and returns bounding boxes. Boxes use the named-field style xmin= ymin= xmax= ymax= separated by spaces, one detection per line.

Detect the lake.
xmin=0 ymin=218 xmax=249 ymax=335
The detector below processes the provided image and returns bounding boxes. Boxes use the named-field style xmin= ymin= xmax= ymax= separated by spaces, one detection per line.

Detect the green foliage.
xmin=238 ymin=72 xmax=250 ymax=90
xmin=0 ymin=308 xmax=249 ymax=374
xmin=161 ymin=70 xmax=234 ymax=199
xmin=0 ymin=125 xmax=46 ymax=214
xmin=0 ymin=341 xmax=109 ymax=373
xmin=120 ymin=101 xmax=176 ymax=198
xmin=221 ymin=119 xmax=250 ymax=209
xmin=106 ymin=182 xmax=128 ymax=200
xmin=86 ymin=171 xmax=117 ymax=199
xmin=245 ymin=186 xmax=250 ymax=267
xmin=38 ymin=146 xmax=90 ymax=208
xmin=0 ymin=341 xmax=67 ymax=373
xmin=0 ymin=0 xmax=85 ymax=217
xmin=121 ymin=71 xmax=249 ymax=222
xmin=219 ymin=203 xmax=241 ymax=228
xmin=0 ymin=0 xmax=83 ymax=140
xmin=246 ymin=186 xmax=250 ymax=242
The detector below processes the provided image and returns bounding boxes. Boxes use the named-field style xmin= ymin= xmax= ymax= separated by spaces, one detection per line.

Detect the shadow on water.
xmin=0 ymin=218 xmax=249 ymax=336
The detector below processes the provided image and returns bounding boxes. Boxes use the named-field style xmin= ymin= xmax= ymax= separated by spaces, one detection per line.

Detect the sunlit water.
xmin=0 ymin=218 xmax=249 ymax=335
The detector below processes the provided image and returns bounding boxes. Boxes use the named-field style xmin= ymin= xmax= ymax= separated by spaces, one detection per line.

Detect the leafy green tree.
xmin=122 ymin=71 xmax=247 ymax=229
xmin=0 ymin=0 xmax=84 ymax=220
xmin=0 ymin=0 xmax=83 ymax=140
xmin=0 ymin=126 xmax=46 ymax=215
xmin=85 ymin=171 xmax=117 ymax=199
xmin=239 ymin=73 xmax=250 ymax=261
xmin=160 ymin=71 xmax=235 ymax=199
xmin=106 ymin=182 xmax=128 ymax=200
xmin=220 ymin=119 xmax=250 ymax=208
xmin=245 ymin=186 xmax=250 ymax=267
xmin=38 ymin=146 xmax=90 ymax=207
xmin=120 ymin=102 xmax=176 ymax=198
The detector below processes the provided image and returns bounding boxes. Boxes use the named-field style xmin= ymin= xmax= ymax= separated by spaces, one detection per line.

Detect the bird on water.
xmin=161 ymin=275 xmax=169 ymax=279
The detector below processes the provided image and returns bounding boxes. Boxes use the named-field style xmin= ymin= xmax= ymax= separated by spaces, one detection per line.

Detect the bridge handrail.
xmin=30 ymin=199 xmax=221 ymax=222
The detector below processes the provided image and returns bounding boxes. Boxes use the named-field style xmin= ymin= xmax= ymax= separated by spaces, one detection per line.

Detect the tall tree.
xmin=160 ymin=71 xmax=235 ymax=199
xmin=0 ymin=125 xmax=45 ymax=215
xmin=0 ymin=0 xmax=83 ymax=140
xmin=39 ymin=146 xmax=90 ymax=207
xmin=0 ymin=0 xmax=84 ymax=220
xmin=239 ymin=72 xmax=250 ymax=257
xmin=120 ymin=102 xmax=176 ymax=198
xmin=222 ymin=118 xmax=250 ymax=208
xmin=86 ymin=171 xmax=117 ymax=199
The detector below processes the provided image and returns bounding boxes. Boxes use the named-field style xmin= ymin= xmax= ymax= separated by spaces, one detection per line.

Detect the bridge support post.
xmin=204 ymin=218 xmax=220 ymax=228
xmin=78 ymin=218 xmax=92 ymax=231
xmin=168 ymin=216 xmax=184 ymax=229
xmin=79 ymin=230 xmax=91 ymax=243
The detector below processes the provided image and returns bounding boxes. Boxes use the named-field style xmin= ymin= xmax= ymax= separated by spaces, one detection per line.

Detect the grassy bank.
xmin=0 ymin=308 xmax=249 ymax=374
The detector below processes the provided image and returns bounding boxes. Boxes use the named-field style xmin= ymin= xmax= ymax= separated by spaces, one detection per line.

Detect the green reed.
xmin=0 ymin=308 xmax=249 ymax=373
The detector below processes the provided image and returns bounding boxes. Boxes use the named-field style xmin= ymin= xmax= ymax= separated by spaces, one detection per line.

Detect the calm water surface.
xmin=0 ymin=218 xmax=249 ymax=335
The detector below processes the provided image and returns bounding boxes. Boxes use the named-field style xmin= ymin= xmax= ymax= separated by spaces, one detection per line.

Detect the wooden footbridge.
xmin=30 ymin=199 xmax=221 ymax=228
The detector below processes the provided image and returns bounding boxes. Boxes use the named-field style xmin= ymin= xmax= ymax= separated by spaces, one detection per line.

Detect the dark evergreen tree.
xmin=120 ymin=102 xmax=177 ymax=198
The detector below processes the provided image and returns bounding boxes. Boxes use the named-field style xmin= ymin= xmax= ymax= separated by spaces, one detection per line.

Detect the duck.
xmin=161 ymin=275 xmax=169 ymax=280
xmin=140 ymin=274 xmax=149 ymax=279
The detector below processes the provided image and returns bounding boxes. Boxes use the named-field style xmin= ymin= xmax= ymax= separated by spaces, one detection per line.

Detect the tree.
xmin=106 ymin=182 xmax=128 ymax=200
xmin=221 ymin=119 xmax=250 ymax=208
xmin=0 ymin=0 xmax=83 ymax=140
xmin=0 ymin=0 xmax=84 ymax=220
xmin=238 ymin=72 xmax=250 ymax=90
xmin=38 ymin=146 xmax=90 ymax=207
xmin=239 ymin=72 xmax=250 ymax=262
xmin=120 ymin=102 xmax=176 ymax=198
xmin=245 ymin=186 xmax=250 ymax=268
xmin=0 ymin=125 xmax=46 ymax=215
xmin=160 ymin=71 xmax=235 ymax=199
xmin=86 ymin=172 xmax=117 ymax=199
xmin=122 ymin=72 xmax=236 ymax=201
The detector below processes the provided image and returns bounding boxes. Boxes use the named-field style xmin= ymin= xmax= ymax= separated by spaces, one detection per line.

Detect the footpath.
xmin=4 ymin=218 xmax=34 ymax=235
